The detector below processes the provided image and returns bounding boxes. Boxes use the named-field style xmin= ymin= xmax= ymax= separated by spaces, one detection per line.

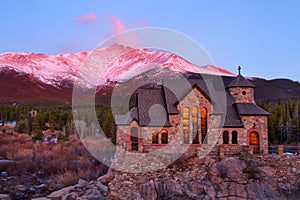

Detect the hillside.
xmin=1 ymin=69 xmax=300 ymax=104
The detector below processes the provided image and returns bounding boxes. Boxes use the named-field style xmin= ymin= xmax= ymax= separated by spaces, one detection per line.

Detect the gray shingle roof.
xmin=223 ymin=92 xmax=244 ymax=127
xmin=226 ymin=75 xmax=255 ymax=88
xmin=137 ymin=89 xmax=171 ymax=127
xmin=236 ymin=103 xmax=270 ymax=116
xmin=162 ymin=77 xmax=223 ymax=114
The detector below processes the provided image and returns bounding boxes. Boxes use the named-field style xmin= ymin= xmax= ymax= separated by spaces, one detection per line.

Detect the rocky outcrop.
xmin=101 ymin=155 xmax=300 ymax=200
xmin=46 ymin=179 xmax=109 ymax=200
xmin=41 ymin=154 xmax=300 ymax=200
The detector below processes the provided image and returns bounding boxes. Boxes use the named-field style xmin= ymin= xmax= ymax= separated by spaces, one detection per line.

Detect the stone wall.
xmin=218 ymin=128 xmax=244 ymax=145
xmin=241 ymin=115 xmax=268 ymax=154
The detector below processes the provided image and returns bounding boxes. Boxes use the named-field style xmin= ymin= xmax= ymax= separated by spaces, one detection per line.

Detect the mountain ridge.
xmin=0 ymin=45 xmax=235 ymax=88
xmin=1 ymin=45 xmax=299 ymax=104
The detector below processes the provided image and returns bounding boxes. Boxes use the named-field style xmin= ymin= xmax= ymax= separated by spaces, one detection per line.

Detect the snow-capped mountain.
xmin=1 ymin=45 xmax=300 ymax=104
xmin=0 ymin=44 xmax=235 ymax=88
xmin=0 ymin=51 xmax=87 ymax=87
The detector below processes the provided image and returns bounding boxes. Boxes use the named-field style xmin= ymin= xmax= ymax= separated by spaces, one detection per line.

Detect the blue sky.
xmin=0 ymin=0 xmax=299 ymax=81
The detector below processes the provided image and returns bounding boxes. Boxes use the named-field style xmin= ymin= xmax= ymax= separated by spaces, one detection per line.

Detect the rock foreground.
xmin=35 ymin=154 xmax=300 ymax=199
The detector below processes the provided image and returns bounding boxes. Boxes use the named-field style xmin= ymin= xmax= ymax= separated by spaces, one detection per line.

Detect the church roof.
xmin=236 ymin=103 xmax=270 ymax=116
xmin=226 ymin=67 xmax=255 ymax=88
xmin=226 ymin=74 xmax=255 ymax=88
xmin=223 ymin=92 xmax=244 ymax=128
xmin=137 ymin=89 xmax=171 ymax=127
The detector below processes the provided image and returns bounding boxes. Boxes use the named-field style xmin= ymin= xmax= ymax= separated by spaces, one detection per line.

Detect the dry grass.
xmin=0 ymin=133 xmax=108 ymax=190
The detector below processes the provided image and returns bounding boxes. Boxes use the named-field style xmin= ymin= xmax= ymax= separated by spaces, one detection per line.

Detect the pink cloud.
xmin=74 ymin=12 xmax=98 ymax=24
xmin=106 ymin=14 xmax=126 ymax=34
xmin=103 ymin=14 xmax=149 ymax=47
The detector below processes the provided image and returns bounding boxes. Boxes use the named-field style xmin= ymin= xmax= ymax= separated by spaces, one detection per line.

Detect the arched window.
xmin=201 ymin=107 xmax=208 ymax=144
xmin=130 ymin=127 xmax=138 ymax=151
xmin=182 ymin=107 xmax=190 ymax=144
xmin=152 ymin=130 xmax=158 ymax=144
xmin=161 ymin=130 xmax=168 ymax=144
xmin=232 ymin=131 xmax=238 ymax=144
xmin=223 ymin=131 xmax=229 ymax=144
xmin=192 ymin=106 xmax=199 ymax=144
xmin=249 ymin=131 xmax=260 ymax=153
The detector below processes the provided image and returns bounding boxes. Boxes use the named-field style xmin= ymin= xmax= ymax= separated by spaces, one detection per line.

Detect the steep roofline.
xmin=174 ymin=83 xmax=213 ymax=106
xmin=226 ymin=74 xmax=256 ymax=88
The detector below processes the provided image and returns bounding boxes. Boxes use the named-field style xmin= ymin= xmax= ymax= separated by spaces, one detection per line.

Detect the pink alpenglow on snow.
xmin=0 ymin=45 xmax=235 ymax=88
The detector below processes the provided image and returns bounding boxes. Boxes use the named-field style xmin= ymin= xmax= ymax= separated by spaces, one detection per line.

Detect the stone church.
xmin=115 ymin=67 xmax=269 ymax=155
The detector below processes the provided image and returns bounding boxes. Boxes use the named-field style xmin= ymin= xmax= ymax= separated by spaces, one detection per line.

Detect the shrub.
xmin=35 ymin=129 xmax=42 ymax=134
xmin=58 ymin=134 xmax=68 ymax=141
xmin=53 ymin=169 xmax=80 ymax=187
xmin=17 ymin=121 xmax=26 ymax=134
xmin=32 ymin=132 xmax=43 ymax=141
xmin=0 ymin=133 xmax=108 ymax=193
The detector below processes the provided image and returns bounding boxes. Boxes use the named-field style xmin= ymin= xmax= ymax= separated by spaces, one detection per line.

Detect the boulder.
xmin=140 ymin=180 xmax=157 ymax=200
xmin=62 ymin=192 xmax=78 ymax=200
xmin=246 ymin=183 xmax=258 ymax=199
xmin=217 ymin=182 xmax=248 ymax=199
xmin=222 ymin=157 xmax=246 ymax=178
xmin=97 ymin=181 xmax=108 ymax=196
xmin=201 ymin=180 xmax=216 ymax=199
xmin=187 ymin=181 xmax=205 ymax=196
xmin=260 ymin=166 xmax=276 ymax=177
xmin=165 ymin=179 xmax=183 ymax=197
xmin=0 ymin=194 xmax=10 ymax=200
xmin=32 ymin=198 xmax=51 ymax=200
xmin=97 ymin=173 xmax=114 ymax=186
xmin=216 ymin=182 xmax=230 ymax=198
xmin=81 ymin=189 xmax=108 ymax=200
xmin=228 ymin=182 xmax=247 ymax=198
xmin=47 ymin=186 xmax=75 ymax=200
xmin=77 ymin=179 xmax=88 ymax=188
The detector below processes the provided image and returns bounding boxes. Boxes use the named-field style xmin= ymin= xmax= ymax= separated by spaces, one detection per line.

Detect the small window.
xmin=242 ymin=91 xmax=246 ymax=95
xmin=161 ymin=130 xmax=168 ymax=144
xmin=130 ymin=127 xmax=139 ymax=151
xmin=232 ymin=131 xmax=238 ymax=144
xmin=152 ymin=130 xmax=158 ymax=144
xmin=183 ymin=107 xmax=190 ymax=144
xmin=223 ymin=131 xmax=229 ymax=144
